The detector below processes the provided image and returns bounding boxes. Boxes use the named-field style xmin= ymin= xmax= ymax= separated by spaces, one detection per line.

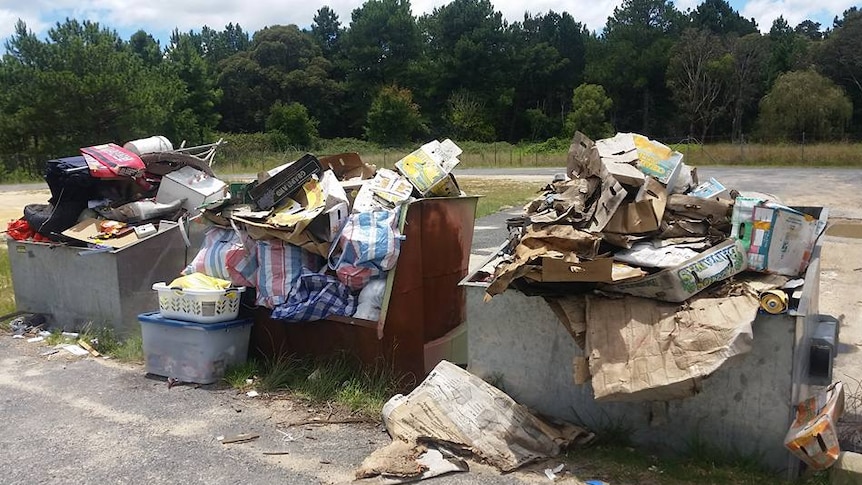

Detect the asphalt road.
xmin=0 ymin=337 xmax=550 ymax=485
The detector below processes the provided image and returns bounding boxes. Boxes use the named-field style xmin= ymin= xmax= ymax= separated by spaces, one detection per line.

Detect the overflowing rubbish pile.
xmin=7 ymin=136 xmax=225 ymax=245
xmin=189 ymin=138 xmax=465 ymax=327
xmin=472 ymin=131 xmax=829 ymax=403
xmin=6 ymin=134 xmax=470 ymax=382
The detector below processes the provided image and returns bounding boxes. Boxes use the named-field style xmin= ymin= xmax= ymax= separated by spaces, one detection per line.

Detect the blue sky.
xmin=0 ymin=0 xmax=854 ymax=48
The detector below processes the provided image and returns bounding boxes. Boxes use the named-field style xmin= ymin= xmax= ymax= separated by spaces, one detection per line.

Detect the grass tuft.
xmin=223 ymin=359 xmax=262 ymax=390
xmin=223 ymin=352 xmax=403 ymax=417
xmin=0 ymin=247 xmax=17 ymax=318
xmin=79 ymin=324 xmax=144 ymax=363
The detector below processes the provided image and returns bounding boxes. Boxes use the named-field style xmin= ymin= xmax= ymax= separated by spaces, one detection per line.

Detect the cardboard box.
xmin=248 ymin=154 xmax=323 ymax=210
xmin=395 ymin=140 xmax=461 ymax=197
xmin=352 ymin=168 xmax=414 ymax=212
xmin=318 ymin=152 xmax=376 ymax=181
xmin=746 ymin=203 xmax=822 ymax=277
xmin=308 ymin=201 xmax=349 ymax=242
xmin=784 ymin=381 xmax=845 ymax=471
xmin=632 ymin=134 xmax=685 ymax=189
xmin=526 ymin=257 xmax=646 ymax=284
xmin=62 ymin=218 xmax=142 ymax=249
xmin=155 ymin=166 xmax=228 ymax=215
xmin=600 ymin=239 xmax=748 ymax=302
xmin=604 ymin=177 xmax=667 ymax=234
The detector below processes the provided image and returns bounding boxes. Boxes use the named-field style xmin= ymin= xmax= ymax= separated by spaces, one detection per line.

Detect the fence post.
xmin=801 ymin=131 xmax=805 ymax=163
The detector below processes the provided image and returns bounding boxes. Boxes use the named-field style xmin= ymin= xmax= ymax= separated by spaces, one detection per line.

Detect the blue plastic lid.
xmin=137 ymin=312 xmax=252 ymax=331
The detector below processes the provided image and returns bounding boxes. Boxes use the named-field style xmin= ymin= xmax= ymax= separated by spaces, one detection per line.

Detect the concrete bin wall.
xmin=463 ymin=209 xmax=828 ymax=478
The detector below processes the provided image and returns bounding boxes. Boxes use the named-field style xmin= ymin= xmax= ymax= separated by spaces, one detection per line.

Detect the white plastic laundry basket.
xmin=152 ymin=283 xmax=245 ymax=324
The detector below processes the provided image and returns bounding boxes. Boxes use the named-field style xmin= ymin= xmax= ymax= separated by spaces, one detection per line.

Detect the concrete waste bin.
xmin=462 ymin=207 xmax=831 ymax=478
xmin=7 ymin=220 xmax=193 ymax=337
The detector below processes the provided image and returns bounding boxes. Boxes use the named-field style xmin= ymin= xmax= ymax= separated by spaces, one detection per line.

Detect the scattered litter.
xmin=246 ymin=390 xmax=259 ymax=398
xmin=220 ymin=433 xmax=260 ymax=445
xmin=27 ymin=336 xmax=44 ymax=343
xmin=585 ymin=481 xmax=610 ymax=485
xmin=59 ymin=344 xmax=89 ymax=356
xmin=355 ymin=440 xmax=469 ymax=483
xmin=12 ymin=335 xmax=24 ymax=339
xmin=262 ymin=451 xmax=290 ymax=455
xmin=61 ymin=332 xmax=79 ymax=338
xmin=38 ymin=330 xmax=51 ymax=337
xmin=785 ymin=381 xmax=845 ymax=470
xmin=40 ymin=348 xmax=60 ymax=356
xmin=245 ymin=378 xmax=254 ymax=385
xmin=276 ymin=429 xmax=296 ymax=442
xmin=543 ymin=463 xmax=565 ymax=481
xmin=78 ymin=339 xmax=101 ymax=357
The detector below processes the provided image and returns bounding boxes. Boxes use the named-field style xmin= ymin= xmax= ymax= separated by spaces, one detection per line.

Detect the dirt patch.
xmin=0 ymin=189 xmax=51 ymax=225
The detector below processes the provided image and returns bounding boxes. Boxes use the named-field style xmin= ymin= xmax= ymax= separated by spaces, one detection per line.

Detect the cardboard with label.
xmin=395 ymin=139 xmax=462 ymax=197
xmin=746 ymin=203 xmax=822 ymax=277
xmin=632 ymin=134 xmax=684 ymax=187
xmin=784 ymin=381 xmax=845 ymax=470
xmin=600 ymin=239 xmax=748 ymax=302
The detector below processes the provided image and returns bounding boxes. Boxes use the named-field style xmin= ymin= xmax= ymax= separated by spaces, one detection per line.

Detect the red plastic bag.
xmin=7 ymin=219 xmax=34 ymax=240
xmin=7 ymin=219 xmax=51 ymax=242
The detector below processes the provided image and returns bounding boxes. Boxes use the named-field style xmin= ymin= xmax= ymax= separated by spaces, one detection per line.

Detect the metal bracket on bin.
xmin=808 ymin=315 xmax=840 ymax=386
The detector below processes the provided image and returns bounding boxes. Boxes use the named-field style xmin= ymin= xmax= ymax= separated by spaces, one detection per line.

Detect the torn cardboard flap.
xmin=566 ymin=131 xmax=605 ymax=179
xmin=62 ymin=218 xmax=141 ymax=249
xmin=486 ymin=225 xmax=602 ymax=297
xmin=382 ymin=360 xmax=590 ymax=472
xmin=665 ymin=194 xmax=733 ymax=226
xmin=525 ymin=178 xmax=599 ymax=225
xmin=596 ymin=132 xmax=639 ymax=165
xmin=587 ymin=175 xmax=627 ymax=233
xmin=526 ymin=257 xmax=646 ymax=284
xmin=606 ymin=161 xmax=646 ymax=187
xmin=604 ymin=177 xmax=667 ymax=234
xmin=585 ymin=293 xmax=760 ymax=402
xmin=318 ymin=152 xmax=376 ymax=181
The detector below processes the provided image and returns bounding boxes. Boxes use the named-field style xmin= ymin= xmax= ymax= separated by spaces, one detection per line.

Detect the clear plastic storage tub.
xmin=138 ymin=312 xmax=252 ymax=384
xmin=151 ymin=283 xmax=245 ymax=323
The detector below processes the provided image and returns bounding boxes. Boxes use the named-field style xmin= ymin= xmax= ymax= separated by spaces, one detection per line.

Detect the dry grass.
xmin=564 ymin=444 xmax=829 ymax=485
xmin=457 ymin=177 xmax=542 ymax=219
xmin=671 ymin=142 xmax=862 ymax=167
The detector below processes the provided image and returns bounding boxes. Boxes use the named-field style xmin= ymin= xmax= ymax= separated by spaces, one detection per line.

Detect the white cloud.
xmin=742 ymin=0 xmax=856 ymax=31
xmin=0 ymin=0 xmax=856 ymax=44
xmin=0 ymin=8 xmax=49 ymax=39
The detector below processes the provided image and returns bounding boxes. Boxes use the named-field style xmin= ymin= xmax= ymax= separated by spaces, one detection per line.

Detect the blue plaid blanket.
xmin=271 ymin=268 xmax=356 ymax=322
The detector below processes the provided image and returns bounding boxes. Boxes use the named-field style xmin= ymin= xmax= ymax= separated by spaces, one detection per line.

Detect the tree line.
xmin=1 ymin=0 xmax=861 ymax=173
